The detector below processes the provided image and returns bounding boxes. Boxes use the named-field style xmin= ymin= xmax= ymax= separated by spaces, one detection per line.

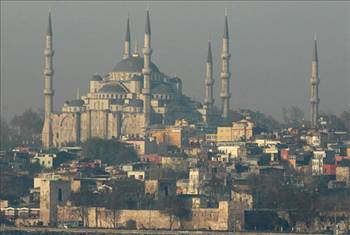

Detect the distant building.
xmin=32 ymin=153 xmax=56 ymax=169
xmin=217 ymin=120 xmax=255 ymax=143
xmin=41 ymin=10 xmax=232 ymax=149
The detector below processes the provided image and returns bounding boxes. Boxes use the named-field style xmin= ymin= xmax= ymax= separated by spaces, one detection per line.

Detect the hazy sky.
xmin=1 ymin=1 xmax=349 ymax=121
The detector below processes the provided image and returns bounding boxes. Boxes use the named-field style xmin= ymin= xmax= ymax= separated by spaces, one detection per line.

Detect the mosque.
xmin=41 ymin=10 xmax=232 ymax=148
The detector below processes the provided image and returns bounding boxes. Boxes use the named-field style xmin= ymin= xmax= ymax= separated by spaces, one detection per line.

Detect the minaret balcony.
xmin=43 ymin=89 xmax=54 ymax=95
xmin=44 ymin=49 xmax=54 ymax=56
xmin=220 ymin=72 xmax=231 ymax=78
xmin=310 ymin=79 xmax=320 ymax=85
xmin=142 ymin=69 xmax=151 ymax=75
xmin=205 ymin=80 xmax=214 ymax=85
xmin=310 ymin=98 xmax=320 ymax=103
xmin=142 ymin=47 xmax=152 ymax=55
xmin=44 ymin=69 xmax=54 ymax=76
xmin=221 ymin=53 xmax=231 ymax=60
xmin=220 ymin=93 xmax=231 ymax=98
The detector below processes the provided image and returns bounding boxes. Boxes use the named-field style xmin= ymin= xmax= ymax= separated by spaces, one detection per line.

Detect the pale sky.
xmin=1 ymin=1 xmax=349 ymax=121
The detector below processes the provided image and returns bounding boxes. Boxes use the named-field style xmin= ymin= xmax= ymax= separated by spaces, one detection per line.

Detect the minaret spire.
xmin=204 ymin=40 xmax=214 ymax=123
xmin=142 ymin=10 xmax=153 ymax=128
xmin=123 ymin=17 xmax=131 ymax=59
xmin=310 ymin=34 xmax=320 ymax=128
xmin=207 ymin=40 xmax=212 ymax=63
xmin=47 ymin=10 xmax=52 ymax=36
xmin=145 ymin=10 xmax=151 ymax=35
xmin=224 ymin=9 xmax=229 ymax=39
xmin=313 ymin=32 xmax=318 ymax=62
xmin=42 ymin=10 xmax=55 ymax=148
xmin=220 ymin=10 xmax=231 ymax=122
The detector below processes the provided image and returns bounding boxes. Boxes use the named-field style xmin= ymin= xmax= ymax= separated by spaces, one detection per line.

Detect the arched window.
xmin=58 ymin=188 xmax=63 ymax=202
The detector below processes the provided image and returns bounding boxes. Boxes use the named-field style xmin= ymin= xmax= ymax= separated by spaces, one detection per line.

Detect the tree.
xmin=282 ymin=107 xmax=289 ymax=125
xmin=0 ymin=174 xmax=33 ymax=202
xmin=288 ymin=106 xmax=304 ymax=127
xmin=81 ymin=138 xmax=137 ymax=165
xmin=320 ymin=113 xmax=347 ymax=131
xmin=157 ymin=195 xmax=191 ymax=229
xmin=238 ymin=109 xmax=283 ymax=132
xmin=0 ymin=116 xmax=17 ymax=150
xmin=340 ymin=110 xmax=350 ymax=132
xmin=10 ymin=108 xmax=43 ymax=146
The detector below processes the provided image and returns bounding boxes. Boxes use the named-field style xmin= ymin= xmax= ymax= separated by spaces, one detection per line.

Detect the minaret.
xmin=123 ymin=17 xmax=131 ymax=59
xmin=220 ymin=11 xmax=231 ymax=121
xmin=310 ymin=34 xmax=320 ymax=128
xmin=42 ymin=11 xmax=55 ymax=148
xmin=142 ymin=10 xmax=152 ymax=128
xmin=204 ymin=40 xmax=214 ymax=115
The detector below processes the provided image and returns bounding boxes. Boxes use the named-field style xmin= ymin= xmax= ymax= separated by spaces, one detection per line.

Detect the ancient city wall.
xmin=57 ymin=203 xmax=231 ymax=231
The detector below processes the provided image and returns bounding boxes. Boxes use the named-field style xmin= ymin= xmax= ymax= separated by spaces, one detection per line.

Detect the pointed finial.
xmin=224 ymin=10 xmax=229 ymax=39
xmin=207 ymin=41 xmax=212 ymax=63
xmin=47 ymin=10 xmax=52 ymax=36
xmin=125 ymin=17 xmax=131 ymax=42
xmin=145 ymin=10 xmax=151 ymax=35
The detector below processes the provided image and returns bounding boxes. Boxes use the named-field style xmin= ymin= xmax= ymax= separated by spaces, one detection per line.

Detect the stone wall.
xmin=182 ymin=201 xmax=232 ymax=231
xmin=57 ymin=206 xmax=180 ymax=230
xmin=57 ymin=202 xmax=232 ymax=231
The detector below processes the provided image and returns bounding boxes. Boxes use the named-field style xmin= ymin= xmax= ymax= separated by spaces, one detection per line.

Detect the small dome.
xmin=91 ymin=74 xmax=103 ymax=81
xmin=98 ymin=84 xmax=127 ymax=94
xmin=112 ymin=57 xmax=160 ymax=73
xmin=152 ymin=83 xmax=174 ymax=94
xmin=65 ymin=99 xmax=84 ymax=107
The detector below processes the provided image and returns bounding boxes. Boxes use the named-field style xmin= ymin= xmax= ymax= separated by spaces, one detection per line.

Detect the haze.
xmin=1 ymin=1 xmax=349 ymax=121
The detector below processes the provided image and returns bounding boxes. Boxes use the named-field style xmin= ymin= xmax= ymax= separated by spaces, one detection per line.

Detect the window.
xmin=58 ymin=188 xmax=63 ymax=202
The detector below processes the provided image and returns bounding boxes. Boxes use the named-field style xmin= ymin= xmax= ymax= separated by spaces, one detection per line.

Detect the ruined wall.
xmin=56 ymin=202 xmax=232 ymax=231
xmin=121 ymin=113 xmax=145 ymax=136
xmin=182 ymin=201 xmax=232 ymax=231
xmin=57 ymin=206 xmax=180 ymax=230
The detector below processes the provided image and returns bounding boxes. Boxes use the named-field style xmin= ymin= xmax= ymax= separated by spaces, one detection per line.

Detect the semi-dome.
xmin=112 ymin=57 xmax=160 ymax=73
xmin=98 ymin=84 xmax=127 ymax=94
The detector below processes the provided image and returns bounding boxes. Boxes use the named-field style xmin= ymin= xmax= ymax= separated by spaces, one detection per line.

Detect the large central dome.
xmin=112 ymin=57 xmax=160 ymax=73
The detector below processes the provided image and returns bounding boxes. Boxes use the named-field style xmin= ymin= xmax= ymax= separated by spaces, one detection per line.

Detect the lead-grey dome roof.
xmin=91 ymin=74 xmax=103 ymax=81
xmin=65 ymin=99 xmax=84 ymax=106
xmin=112 ymin=57 xmax=160 ymax=73
xmin=152 ymin=83 xmax=174 ymax=94
xmin=98 ymin=84 xmax=127 ymax=94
